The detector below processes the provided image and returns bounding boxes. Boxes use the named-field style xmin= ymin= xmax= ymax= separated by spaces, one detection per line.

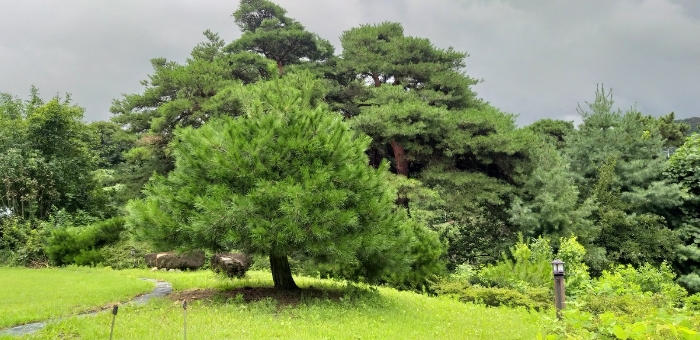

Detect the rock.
xmin=143 ymin=250 xmax=205 ymax=270
xmin=211 ymin=253 xmax=252 ymax=278
xmin=150 ymin=267 xmax=158 ymax=271
xmin=144 ymin=253 xmax=158 ymax=267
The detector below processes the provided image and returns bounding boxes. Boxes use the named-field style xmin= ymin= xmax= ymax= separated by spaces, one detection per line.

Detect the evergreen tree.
xmin=526 ymin=118 xmax=574 ymax=150
xmin=110 ymin=30 xmax=276 ymax=200
xmin=564 ymin=86 xmax=683 ymax=272
xmin=226 ymin=0 xmax=334 ymax=74
xmin=339 ymin=22 xmax=538 ymax=264
xmin=665 ymin=134 xmax=700 ymax=291
xmin=126 ymin=72 xmax=443 ymax=290
xmin=509 ymin=141 xmax=596 ymax=245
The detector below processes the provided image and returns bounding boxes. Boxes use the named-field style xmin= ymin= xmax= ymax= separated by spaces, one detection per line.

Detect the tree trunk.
xmin=390 ymin=140 xmax=410 ymax=210
xmin=371 ymin=73 xmax=381 ymax=87
xmin=277 ymin=60 xmax=285 ymax=75
xmin=390 ymin=140 xmax=408 ymax=177
xmin=269 ymin=253 xmax=298 ymax=290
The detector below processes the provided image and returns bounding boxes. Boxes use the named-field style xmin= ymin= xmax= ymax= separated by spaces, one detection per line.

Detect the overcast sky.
xmin=1 ymin=0 xmax=698 ymax=126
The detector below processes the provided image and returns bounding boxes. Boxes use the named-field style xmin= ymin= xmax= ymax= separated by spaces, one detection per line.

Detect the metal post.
xmin=551 ymin=259 xmax=566 ymax=320
xmin=109 ymin=305 xmax=118 ymax=340
xmin=182 ymin=300 xmax=188 ymax=340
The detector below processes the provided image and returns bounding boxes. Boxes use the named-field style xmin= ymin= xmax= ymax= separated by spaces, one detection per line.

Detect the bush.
xmin=541 ymin=308 xmax=700 ymax=339
xmin=100 ymin=238 xmax=153 ymax=269
xmin=0 ymin=217 xmax=49 ymax=266
xmin=477 ymin=235 xmax=553 ymax=289
xmin=574 ymin=263 xmax=687 ymax=318
xmin=45 ymin=217 xmax=125 ymax=266
xmin=432 ymin=278 xmax=551 ymax=311
xmin=540 ymin=262 xmax=699 ymax=339
xmin=685 ymin=293 xmax=700 ymax=312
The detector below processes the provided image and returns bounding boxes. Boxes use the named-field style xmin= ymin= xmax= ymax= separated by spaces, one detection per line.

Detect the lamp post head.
xmin=130 ymin=247 xmax=136 ymax=257
xmin=551 ymin=259 xmax=565 ymax=276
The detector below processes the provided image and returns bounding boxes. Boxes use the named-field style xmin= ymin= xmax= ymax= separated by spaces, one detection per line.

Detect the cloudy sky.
xmin=1 ymin=0 xmax=698 ymax=126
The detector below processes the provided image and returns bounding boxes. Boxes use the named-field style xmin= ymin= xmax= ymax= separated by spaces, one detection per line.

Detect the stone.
xmin=143 ymin=250 xmax=205 ymax=270
xmin=211 ymin=252 xmax=252 ymax=278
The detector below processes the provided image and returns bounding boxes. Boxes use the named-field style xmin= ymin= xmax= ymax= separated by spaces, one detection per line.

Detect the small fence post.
xmin=109 ymin=305 xmax=118 ymax=340
xmin=182 ymin=300 xmax=188 ymax=340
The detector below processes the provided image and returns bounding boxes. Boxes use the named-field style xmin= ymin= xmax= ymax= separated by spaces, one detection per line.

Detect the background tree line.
xmin=1 ymin=0 xmax=699 ymax=293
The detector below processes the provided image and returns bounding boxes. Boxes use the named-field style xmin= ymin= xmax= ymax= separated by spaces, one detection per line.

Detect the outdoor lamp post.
xmin=551 ymin=259 xmax=566 ymax=320
xmin=130 ymin=247 xmax=136 ymax=268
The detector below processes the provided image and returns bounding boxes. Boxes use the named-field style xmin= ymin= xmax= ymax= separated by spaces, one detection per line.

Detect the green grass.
xmin=2 ymin=269 xmax=546 ymax=339
xmin=0 ymin=266 xmax=154 ymax=329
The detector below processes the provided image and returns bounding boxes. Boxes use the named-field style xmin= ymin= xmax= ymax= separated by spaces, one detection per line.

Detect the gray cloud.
xmin=1 ymin=0 xmax=698 ymax=125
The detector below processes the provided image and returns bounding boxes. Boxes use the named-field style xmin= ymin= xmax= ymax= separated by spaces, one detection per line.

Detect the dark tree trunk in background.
xmin=390 ymin=140 xmax=408 ymax=177
xmin=372 ymin=73 xmax=381 ymax=87
xmin=277 ymin=60 xmax=285 ymax=75
xmin=390 ymin=139 xmax=410 ymax=210
xmin=270 ymin=253 xmax=298 ymax=290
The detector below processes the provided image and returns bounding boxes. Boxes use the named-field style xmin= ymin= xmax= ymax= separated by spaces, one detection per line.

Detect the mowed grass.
xmin=0 ymin=267 xmax=154 ymax=329
xmin=5 ymin=269 xmax=546 ymax=339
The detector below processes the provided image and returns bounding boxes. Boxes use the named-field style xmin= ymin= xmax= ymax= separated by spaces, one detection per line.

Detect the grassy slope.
xmin=3 ymin=269 xmax=545 ymax=339
xmin=0 ymin=267 xmax=154 ymax=329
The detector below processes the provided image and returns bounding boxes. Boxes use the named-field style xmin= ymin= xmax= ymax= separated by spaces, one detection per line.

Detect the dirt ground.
xmin=168 ymin=286 xmax=344 ymax=307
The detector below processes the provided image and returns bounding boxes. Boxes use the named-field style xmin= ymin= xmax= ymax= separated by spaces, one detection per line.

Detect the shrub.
xmin=45 ymin=217 xmax=125 ymax=266
xmin=685 ymin=293 xmax=700 ymax=312
xmin=100 ymin=238 xmax=153 ymax=269
xmin=477 ymin=235 xmax=553 ymax=289
xmin=0 ymin=217 xmax=49 ymax=266
xmin=574 ymin=263 xmax=687 ymax=318
xmin=541 ymin=262 xmax=699 ymax=339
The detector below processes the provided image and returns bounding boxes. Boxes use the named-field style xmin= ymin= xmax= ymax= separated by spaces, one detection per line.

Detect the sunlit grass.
xmin=0 ymin=266 xmax=154 ymax=329
xmin=4 ymin=268 xmax=545 ymax=339
xmin=117 ymin=268 xmax=347 ymax=291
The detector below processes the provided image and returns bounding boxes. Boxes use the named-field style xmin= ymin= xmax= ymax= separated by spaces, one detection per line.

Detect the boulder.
xmin=211 ymin=253 xmax=252 ymax=278
xmin=143 ymin=250 xmax=205 ymax=270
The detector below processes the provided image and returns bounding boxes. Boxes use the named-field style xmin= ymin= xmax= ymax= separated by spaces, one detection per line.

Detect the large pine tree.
xmin=126 ymin=72 xmax=441 ymax=290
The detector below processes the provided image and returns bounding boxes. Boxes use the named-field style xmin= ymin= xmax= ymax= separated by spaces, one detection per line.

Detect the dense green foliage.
xmin=0 ymin=90 xmax=101 ymax=220
xmin=666 ymin=134 xmax=700 ymax=291
xmin=126 ymin=72 xmax=444 ymax=290
xmin=3 ymin=2 xmax=700 ymax=336
xmin=45 ymin=217 xmax=125 ymax=266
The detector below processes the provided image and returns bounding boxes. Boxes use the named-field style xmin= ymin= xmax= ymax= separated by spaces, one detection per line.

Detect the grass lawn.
xmin=2 ymin=269 xmax=547 ymax=339
xmin=0 ymin=266 xmax=154 ymax=329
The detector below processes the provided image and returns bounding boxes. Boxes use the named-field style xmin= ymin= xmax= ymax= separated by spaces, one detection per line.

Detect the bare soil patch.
xmin=169 ymin=286 xmax=344 ymax=307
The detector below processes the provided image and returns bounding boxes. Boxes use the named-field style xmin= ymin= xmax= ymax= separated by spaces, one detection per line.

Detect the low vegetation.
xmin=0 ymin=267 xmax=153 ymax=329
xmin=1 ymin=269 xmax=545 ymax=339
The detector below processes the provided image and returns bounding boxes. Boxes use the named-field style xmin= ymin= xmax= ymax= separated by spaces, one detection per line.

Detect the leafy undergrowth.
xmin=0 ymin=266 xmax=154 ymax=329
xmin=3 ymin=269 xmax=545 ymax=339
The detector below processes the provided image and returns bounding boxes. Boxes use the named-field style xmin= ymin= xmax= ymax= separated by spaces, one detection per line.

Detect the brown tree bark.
xmin=371 ymin=73 xmax=381 ymax=87
xmin=390 ymin=140 xmax=410 ymax=209
xmin=277 ymin=60 xmax=285 ymax=75
xmin=270 ymin=253 xmax=298 ymax=290
xmin=374 ymin=73 xmax=410 ymax=210
xmin=390 ymin=140 xmax=408 ymax=177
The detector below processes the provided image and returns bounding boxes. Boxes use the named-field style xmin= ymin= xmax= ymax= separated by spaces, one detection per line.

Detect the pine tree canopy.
xmin=126 ymin=71 xmax=443 ymax=290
